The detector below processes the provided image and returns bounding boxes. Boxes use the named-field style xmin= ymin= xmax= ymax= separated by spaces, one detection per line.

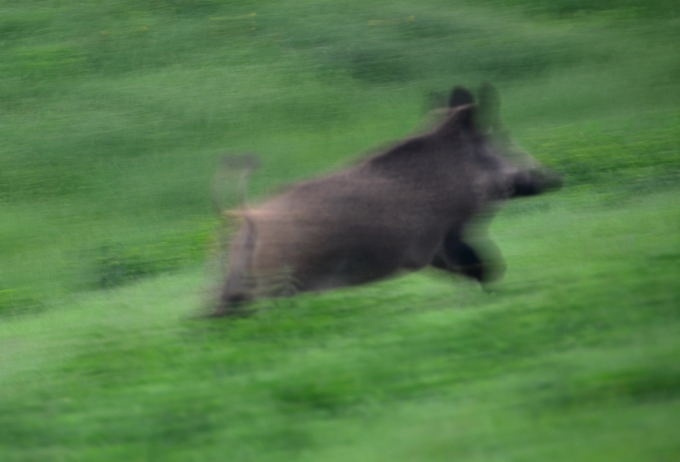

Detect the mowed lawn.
xmin=1 ymin=0 xmax=679 ymax=460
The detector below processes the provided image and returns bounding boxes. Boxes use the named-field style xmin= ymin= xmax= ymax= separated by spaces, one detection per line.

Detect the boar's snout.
xmin=511 ymin=167 xmax=563 ymax=197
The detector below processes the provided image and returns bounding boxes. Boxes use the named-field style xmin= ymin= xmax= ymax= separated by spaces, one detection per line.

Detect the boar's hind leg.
xmin=431 ymin=233 xmax=504 ymax=285
xmin=212 ymin=221 xmax=257 ymax=317
xmin=213 ymin=273 xmax=254 ymax=317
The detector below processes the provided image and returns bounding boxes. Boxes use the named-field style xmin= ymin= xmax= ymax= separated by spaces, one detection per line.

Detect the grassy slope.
xmin=1 ymin=0 xmax=679 ymax=460
xmin=2 ymin=192 xmax=678 ymax=461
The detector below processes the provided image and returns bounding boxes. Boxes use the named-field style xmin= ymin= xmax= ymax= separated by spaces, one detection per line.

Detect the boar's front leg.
xmin=430 ymin=231 xmax=504 ymax=285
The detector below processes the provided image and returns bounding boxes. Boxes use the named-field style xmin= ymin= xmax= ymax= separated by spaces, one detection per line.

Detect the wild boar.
xmin=212 ymin=83 xmax=561 ymax=317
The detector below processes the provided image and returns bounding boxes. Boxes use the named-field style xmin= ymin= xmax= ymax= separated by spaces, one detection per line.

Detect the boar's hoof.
xmin=208 ymin=293 xmax=253 ymax=318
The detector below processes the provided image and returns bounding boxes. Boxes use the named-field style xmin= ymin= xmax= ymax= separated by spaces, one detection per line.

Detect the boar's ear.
xmin=477 ymin=82 xmax=501 ymax=132
xmin=447 ymin=103 xmax=476 ymax=134
xmin=449 ymin=86 xmax=475 ymax=108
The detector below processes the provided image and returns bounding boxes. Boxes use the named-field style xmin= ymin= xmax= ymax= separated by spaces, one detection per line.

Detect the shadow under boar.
xmin=212 ymin=83 xmax=561 ymax=317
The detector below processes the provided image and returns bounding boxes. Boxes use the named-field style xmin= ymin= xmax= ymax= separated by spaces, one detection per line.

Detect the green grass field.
xmin=1 ymin=0 xmax=679 ymax=460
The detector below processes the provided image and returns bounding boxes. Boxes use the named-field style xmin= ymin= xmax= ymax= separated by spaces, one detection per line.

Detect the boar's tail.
xmin=211 ymin=154 xmax=260 ymax=270
xmin=211 ymin=153 xmax=260 ymax=217
xmin=239 ymin=211 xmax=257 ymax=275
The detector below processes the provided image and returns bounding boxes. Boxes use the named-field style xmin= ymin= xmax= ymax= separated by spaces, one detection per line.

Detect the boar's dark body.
xmin=213 ymin=84 xmax=561 ymax=317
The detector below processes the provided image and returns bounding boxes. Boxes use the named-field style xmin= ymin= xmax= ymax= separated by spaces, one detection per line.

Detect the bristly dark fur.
xmin=211 ymin=83 xmax=562 ymax=317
